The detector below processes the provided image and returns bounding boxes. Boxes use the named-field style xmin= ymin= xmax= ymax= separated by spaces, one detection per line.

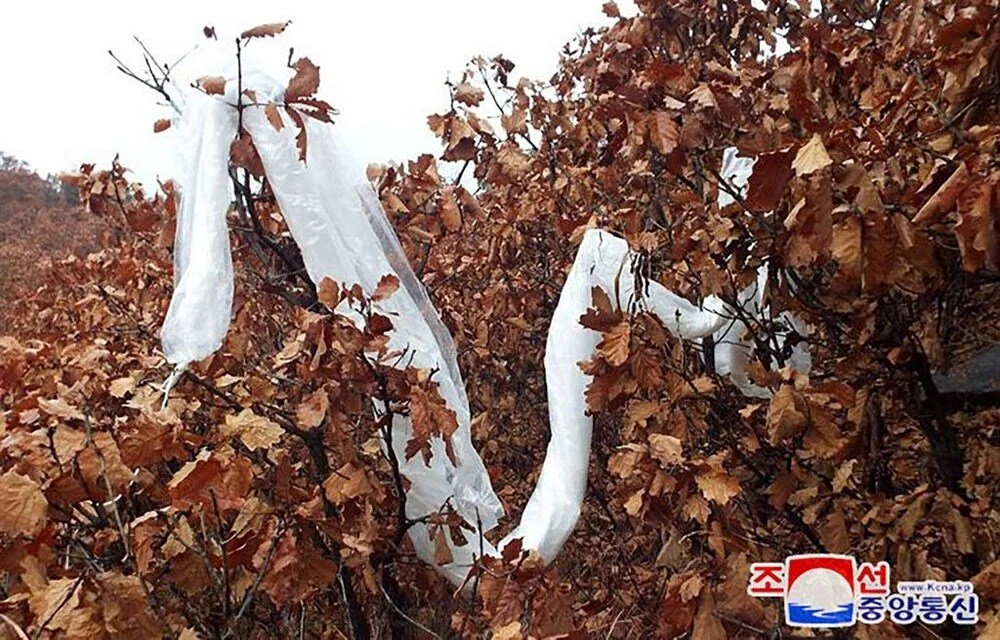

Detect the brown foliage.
xmin=0 ymin=154 xmax=102 ymax=324
xmin=3 ymin=2 xmax=1000 ymax=638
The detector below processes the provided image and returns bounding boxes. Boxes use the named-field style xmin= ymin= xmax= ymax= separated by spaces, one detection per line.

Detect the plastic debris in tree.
xmin=157 ymin=70 xmax=811 ymax=587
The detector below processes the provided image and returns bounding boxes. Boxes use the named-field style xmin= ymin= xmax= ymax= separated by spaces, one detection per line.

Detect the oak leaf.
xmin=433 ymin=529 xmax=454 ymax=565
xmin=648 ymin=433 xmax=684 ymax=467
xmin=222 ymin=409 xmax=284 ymax=451
xmin=29 ymin=578 xmax=82 ymax=633
xmin=819 ymin=509 xmax=849 ymax=553
xmin=109 ymin=376 xmax=136 ymax=398
xmin=598 ymin=320 xmax=631 ymax=366
xmin=197 ymin=76 xmax=226 ymax=96
xmin=649 ymin=111 xmax=679 ymax=155
xmin=0 ymin=471 xmax=48 ymax=536
xmin=241 ymin=21 xmax=290 ymax=39
xmin=454 ymin=82 xmax=484 ymax=107
xmin=913 ymin=162 xmax=969 ymax=224
xmin=296 ymin=389 xmax=329 ymax=429
xmin=372 ymin=273 xmax=400 ymax=301
xmin=323 ymin=463 xmax=373 ymax=504
xmin=792 ymin=134 xmax=833 ymax=176
xmin=439 ymin=186 xmax=462 ymax=232
xmin=493 ymin=621 xmax=522 ymax=640
xmin=689 ymin=84 xmax=718 ymax=109
xmin=766 ymin=385 xmax=808 ymax=443
xmin=695 ymin=466 xmax=740 ymax=505
xmin=955 ymin=174 xmax=998 ymax=272
xmin=608 ymin=444 xmax=646 ymax=478
xmin=502 ymin=107 xmax=528 ymax=136
xmin=317 ymin=277 xmax=340 ymax=308
xmin=37 ymin=397 xmax=84 ymax=421
xmin=579 ymin=286 xmax=620 ymax=332
xmin=286 ymin=57 xmax=320 ymax=103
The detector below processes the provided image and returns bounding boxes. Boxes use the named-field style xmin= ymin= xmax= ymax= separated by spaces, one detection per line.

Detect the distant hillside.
xmin=0 ymin=153 xmax=106 ymax=325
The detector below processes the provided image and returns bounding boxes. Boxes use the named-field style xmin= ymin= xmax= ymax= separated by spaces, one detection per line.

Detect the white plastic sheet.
xmin=160 ymin=92 xmax=236 ymax=366
xmin=241 ymin=88 xmax=505 ymax=565
xmin=160 ymin=74 xmax=503 ymax=586
xmin=158 ymin=70 xmax=811 ymax=589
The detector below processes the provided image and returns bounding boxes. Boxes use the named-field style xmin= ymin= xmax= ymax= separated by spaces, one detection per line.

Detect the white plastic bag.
xmin=160 ymin=92 xmax=236 ymax=367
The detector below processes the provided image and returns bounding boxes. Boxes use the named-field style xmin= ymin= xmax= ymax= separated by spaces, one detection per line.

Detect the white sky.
xmin=1 ymin=0 xmax=636 ymax=187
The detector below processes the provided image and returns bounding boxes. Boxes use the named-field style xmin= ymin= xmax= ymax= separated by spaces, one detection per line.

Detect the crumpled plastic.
xmin=158 ymin=70 xmax=811 ymax=588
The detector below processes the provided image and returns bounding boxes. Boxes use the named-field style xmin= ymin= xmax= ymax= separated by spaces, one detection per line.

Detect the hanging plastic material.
xmin=158 ymin=70 xmax=811 ymax=588
xmin=160 ymin=92 xmax=236 ymax=368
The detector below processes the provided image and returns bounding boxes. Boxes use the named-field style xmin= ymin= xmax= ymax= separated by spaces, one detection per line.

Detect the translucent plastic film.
xmin=238 ymin=84 xmax=504 ymax=579
xmin=160 ymin=92 xmax=236 ymax=367
xmin=498 ymin=230 xmax=728 ymax=561
xmin=157 ymin=71 xmax=811 ymax=590
xmin=433 ymin=229 xmax=733 ymax=584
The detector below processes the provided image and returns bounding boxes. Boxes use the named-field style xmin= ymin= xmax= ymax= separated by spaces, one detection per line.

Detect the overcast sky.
xmin=1 ymin=0 xmax=637 ymax=187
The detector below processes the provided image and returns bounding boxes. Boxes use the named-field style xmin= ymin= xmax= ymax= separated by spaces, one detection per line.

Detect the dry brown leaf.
xmin=502 ymin=108 xmax=528 ymax=137
xmin=323 ymin=463 xmax=373 ymax=504
xmin=746 ymin=148 xmax=793 ymax=212
xmin=598 ymin=320 xmax=631 ymax=366
xmin=296 ymin=389 xmax=329 ymax=429
xmin=695 ymin=467 xmax=741 ymax=505
xmin=317 ymin=277 xmax=340 ymax=308
xmin=37 ymin=397 xmax=84 ymax=421
xmin=913 ymin=162 xmax=969 ymax=224
xmin=241 ymin=21 xmax=290 ymax=39
xmin=454 ymin=82 xmax=484 ymax=107
xmin=264 ymin=102 xmax=284 ymax=132
xmin=109 ymin=377 xmax=136 ymax=398
xmin=197 ymin=76 xmax=227 ymax=96
xmin=492 ymin=621 xmax=523 ymax=640
xmin=648 ymin=433 xmax=684 ymax=467
xmin=691 ymin=588 xmax=726 ymax=640
xmin=0 ymin=471 xmax=48 ymax=536
xmin=286 ymin=57 xmax=320 ymax=103
xmin=792 ymin=133 xmax=833 ymax=176
xmin=954 ymin=174 xmax=998 ymax=272
xmin=222 ymin=409 xmax=284 ymax=451
xmin=432 ymin=529 xmax=454 ymax=565
xmin=766 ymin=385 xmax=808 ymax=443
xmin=649 ymin=111 xmax=679 ymax=155
xmin=439 ymin=187 xmax=462 ymax=232
xmin=372 ymin=273 xmax=400 ymax=301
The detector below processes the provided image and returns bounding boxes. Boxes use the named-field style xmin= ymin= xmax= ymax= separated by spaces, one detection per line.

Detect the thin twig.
xmin=224 ymin=519 xmax=288 ymax=638
xmin=379 ymin=582 xmax=443 ymax=639
xmin=82 ymin=412 xmax=174 ymax=637
xmin=0 ymin=614 xmax=29 ymax=640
